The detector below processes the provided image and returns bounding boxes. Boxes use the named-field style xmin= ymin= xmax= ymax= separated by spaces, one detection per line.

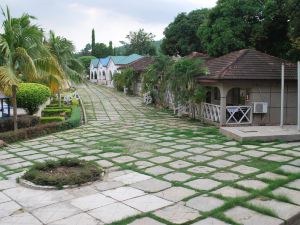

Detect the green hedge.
xmin=42 ymin=108 xmax=72 ymax=117
xmin=0 ymin=115 xmax=40 ymax=133
xmin=40 ymin=117 xmax=65 ymax=124
xmin=16 ymin=83 xmax=51 ymax=115
xmin=0 ymin=106 xmax=82 ymax=143
xmin=65 ymin=106 xmax=81 ymax=128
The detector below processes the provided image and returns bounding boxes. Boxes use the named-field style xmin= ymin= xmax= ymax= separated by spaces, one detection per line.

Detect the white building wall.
xmin=106 ymin=59 xmax=120 ymax=87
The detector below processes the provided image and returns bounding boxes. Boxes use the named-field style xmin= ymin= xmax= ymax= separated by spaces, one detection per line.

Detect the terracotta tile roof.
xmin=119 ymin=56 xmax=155 ymax=73
xmin=197 ymin=49 xmax=297 ymax=80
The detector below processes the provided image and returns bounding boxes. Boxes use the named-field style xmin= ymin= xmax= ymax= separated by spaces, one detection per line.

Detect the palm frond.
xmin=34 ymin=56 xmax=64 ymax=79
xmin=14 ymin=47 xmax=38 ymax=80
xmin=0 ymin=65 xmax=18 ymax=94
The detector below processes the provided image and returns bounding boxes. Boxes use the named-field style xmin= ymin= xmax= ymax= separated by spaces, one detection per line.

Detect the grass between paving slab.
xmin=2 ymin=84 xmax=300 ymax=224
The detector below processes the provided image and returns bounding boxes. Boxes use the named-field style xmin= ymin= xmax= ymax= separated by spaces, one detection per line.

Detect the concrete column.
xmin=280 ymin=63 xmax=285 ymax=127
xmin=219 ymin=86 xmax=228 ymax=126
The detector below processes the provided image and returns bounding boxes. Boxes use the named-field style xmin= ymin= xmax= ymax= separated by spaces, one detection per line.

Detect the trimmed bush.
xmin=0 ymin=106 xmax=82 ymax=143
xmin=65 ymin=106 xmax=81 ymax=128
xmin=71 ymin=98 xmax=79 ymax=106
xmin=42 ymin=108 xmax=72 ymax=117
xmin=0 ymin=122 xmax=65 ymax=143
xmin=17 ymin=83 xmax=51 ymax=115
xmin=22 ymin=158 xmax=104 ymax=189
xmin=0 ymin=115 xmax=40 ymax=133
xmin=40 ymin=117 xmax=65 ymax=124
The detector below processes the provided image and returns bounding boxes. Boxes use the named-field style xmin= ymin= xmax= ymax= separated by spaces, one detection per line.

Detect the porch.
xmin=202 ymin=103 xmax=252 ymax=126
xmin=201 ymin=85 xmax=254 ymax=126
xmin=220 ymin=125 xmax=300 ymax=142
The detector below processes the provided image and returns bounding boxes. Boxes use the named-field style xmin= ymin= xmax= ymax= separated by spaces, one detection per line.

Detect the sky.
xmin=0 ymin=0 xmax=217 ymax=51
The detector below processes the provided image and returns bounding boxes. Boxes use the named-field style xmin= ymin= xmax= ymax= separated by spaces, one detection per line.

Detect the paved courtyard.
xmin=1 ymin=83 xmax=300 ymax=224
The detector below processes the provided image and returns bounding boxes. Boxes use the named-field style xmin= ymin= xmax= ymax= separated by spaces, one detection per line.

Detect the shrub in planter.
xmin=22 ymin=158 xmax=104 ymax=189
xmin=0 ymin=106 xmax=81 ymax=143
xmin=17 ymin=83 xmax=51 ymax=115
xmin=0 ymin=122 xmax=64 ymax=143
xmin=42 ymin=108 xmax=72 ymax=117
xmin=40 ymin=117 xmax=65 ymax=124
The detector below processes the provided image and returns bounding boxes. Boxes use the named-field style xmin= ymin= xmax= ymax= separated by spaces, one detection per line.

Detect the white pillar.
xmin=280 ymin=63 xmax=285 ymax=128
xmin=219 ymin=86 xmax=227 ymax=126
xmin=298 ymin=61 xmax=300 ymax=131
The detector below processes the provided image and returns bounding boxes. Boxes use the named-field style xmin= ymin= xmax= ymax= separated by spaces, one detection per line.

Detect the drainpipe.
xmin=280 ymin=63 xmax=285 ymax=128
xmin=298 ymin=61 xmax=300 ymax=131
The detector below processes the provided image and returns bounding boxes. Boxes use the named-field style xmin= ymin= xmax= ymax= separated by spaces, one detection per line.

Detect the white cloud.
xmin=0 ymin=0 xmax=217 ymax=51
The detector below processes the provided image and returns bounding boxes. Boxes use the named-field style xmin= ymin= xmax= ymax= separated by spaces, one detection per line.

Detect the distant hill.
xmin=114 ymin=40 xmax=162 ymax=56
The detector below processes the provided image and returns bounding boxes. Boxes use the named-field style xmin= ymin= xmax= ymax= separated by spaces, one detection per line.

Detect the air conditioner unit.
xmin=253 ymin=102 xmax=268 ymax=113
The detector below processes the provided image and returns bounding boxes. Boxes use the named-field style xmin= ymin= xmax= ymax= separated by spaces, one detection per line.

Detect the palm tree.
xmin=167 ymin=58 xmax=206 ymax=119
xmin=0 ymin=7 xmax=62 ymax=131
xmin=46 ymin=31 xmax=84 ymax=106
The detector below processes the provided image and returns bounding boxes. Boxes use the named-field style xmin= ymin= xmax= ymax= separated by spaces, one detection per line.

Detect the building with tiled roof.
xmin=196 ymin=49 xmax=298 ymax=126
xmin=89 ymin=54 xmax=143 ymax=85
xmin=119 ymin=56 xmax=154 ymax=73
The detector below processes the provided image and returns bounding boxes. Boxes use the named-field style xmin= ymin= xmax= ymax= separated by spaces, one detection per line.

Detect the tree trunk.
xmin=58 ymin=91 xmax=61 ymax=108
xmin=12 ymin=85 xmax=18 ymax=132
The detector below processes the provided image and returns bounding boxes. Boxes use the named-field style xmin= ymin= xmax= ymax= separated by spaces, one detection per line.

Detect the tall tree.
xmin=121 ymin=29 xmax=156 ymax=56
xmin=94 ymin=43 xmax=111 ymax=58
xmin=197 ymin=0 xmax=300 ymax=60
xmin=167 ymin=58 xmax=206 ymax=118
xmin=77 ymin=43 xmax=91 ymax=56
xmin=161 ymin=9 xmax=209 ymax=56
xmin=47 ymin=31 xmax=84 ymax=90
xmin=198 ymin=0 xmax=264 ymax=57
xmin=0 ymin=7 xmax=62 ymax=130
xmin=91 ymin=28 xmax=96 ymax=56
xmin=109 ymin=41 xmax=113 ymax=55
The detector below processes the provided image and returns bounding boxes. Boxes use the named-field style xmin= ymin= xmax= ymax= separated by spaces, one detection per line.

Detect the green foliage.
xmin=78 ymin=56 xmax=96 ymax=73
xmin=42 ymin=108 xmax=72 ymax=117
xmin=141 ymin=66 xmax=159 ymax=93
xmin=0 ymin=115 xmax=39 ymax=133
xmin=47 ymin=31 xmax=84 ymax=84
xmin=40 ymin=117 xmax=65 ymax=124
xmin=16 ymin=83 xmax=51 ymax=115
xmin=113 ymin=68 xmax=137 ymax=92
xmin=91 ymin=28 xmax=96 ymax=56
xmin=167 ymin=58 xmax=206 ymax=106
xmin=71 ymin=98 xmax=79 ymax=106
xmin=109 ymin=41 xmax=113 ymax=55
xmin=141 ymin=54 xmax=174 ymax=105
xmin=66 ymin=106 xmax=81 ymax=128
xmin=191 ymin=86 xmax=207 ymax=104
xmin=196 ymin=0 xmax=300 ymax=61
xmin=93 ymin=43 xmax=112 ymax=58
xmin=22 ymin=158 xmax=103 ymax=188
xmin=121 ymin=29 xmax=157 ymax=56
xmin=162 ymin=9 xmax=209 ymax=56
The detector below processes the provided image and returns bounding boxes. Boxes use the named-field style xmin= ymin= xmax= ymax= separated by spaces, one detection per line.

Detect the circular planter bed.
xmin=21 ymin=158 xmax=104 ymax=189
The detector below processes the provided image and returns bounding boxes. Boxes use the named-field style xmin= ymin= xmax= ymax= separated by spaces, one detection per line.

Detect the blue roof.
xmin=99 ymin=57 xmax=110 ymax=67
xmin=91 ymin=58 xmax=100 ymax=68
xmin=91 ymin=54 xmax=143 ymax=68
xmin=110 ymin=54 xmax=143 ymax=65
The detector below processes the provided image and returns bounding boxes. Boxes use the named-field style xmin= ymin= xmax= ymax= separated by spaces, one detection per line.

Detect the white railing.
xmin=202 ymin=103 xmax=253 ymax=125
xmin=226 ymin=105 xmax=252 ymax=125
xmin=202 ymin=103 xmax=221 ymax=123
